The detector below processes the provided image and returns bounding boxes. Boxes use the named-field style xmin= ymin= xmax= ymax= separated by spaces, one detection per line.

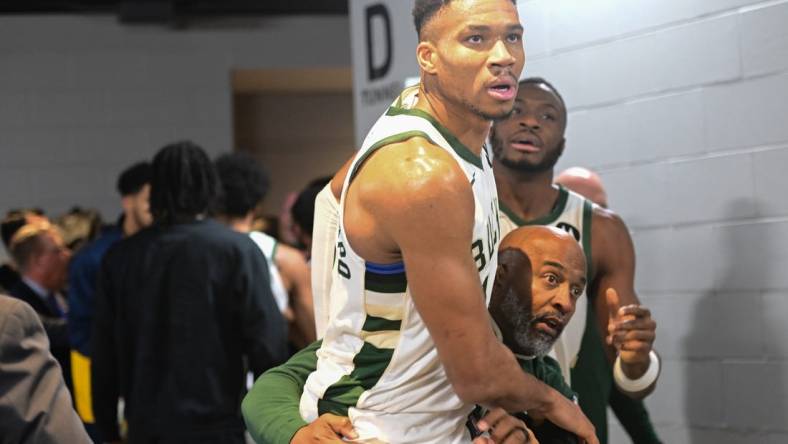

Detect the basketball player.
xmin=285 ymin=1 xmax=596 ymax=443
xmin=214 ymin=152 xmax=316 ymax=347
xmin=244 ymin=226 xmax=587 ymax=444
xmin=492 ymin=78 xmax=660 ymax=443
xmin=554 ymin=167 xmax=660 ymax=443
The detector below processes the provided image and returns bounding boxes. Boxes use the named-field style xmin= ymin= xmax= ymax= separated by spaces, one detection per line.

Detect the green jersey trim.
xmin=349 ymin=130 xmax=437 ymax=181
xmin=385 ymin=106 xmax=483 ymax=169
xmin=365 ymin=269 xmax=408 ymax=293
xmin=582 ymin=199 xmax=594 ymax=284
xmin=362 ymin=315 xmax=402 ymax=332
xmin=499 ymin=186 xmax=569 ymax=227
xmin=271 ymin=241 xmax=279 ymax=264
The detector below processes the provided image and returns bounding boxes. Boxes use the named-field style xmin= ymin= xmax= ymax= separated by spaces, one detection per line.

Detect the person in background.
xmin=7 ymin=221 xmax=72 ymax=386
xmin=214 ymin=152 xmax=316 ymax=349
xmin=56 ymin=207 xmax=103 ymax=253
xmin=555 ymin=166 xmax=661 ymax=443
xmin=492 ymin=78 xmax=661 ymax=443
xmin=0 ymin=209 xmax=49 ymax=293
xmin=0 ymin=294 xmax=91 ymax=444
xmin=289 ymin=177 xmax=331 ymax=256
xmin=91 ymin=141 xmax=288 ymax=444
xmin=67 ymin=161 xmax=152 ymax=442
xmin=243 ymin=225 xmax=587 ymax=444
xmin=554 ymin=167 xmax=608 ymax=209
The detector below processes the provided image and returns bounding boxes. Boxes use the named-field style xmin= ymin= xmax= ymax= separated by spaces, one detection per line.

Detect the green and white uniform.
xmin=299 ymin=86 xmax=501 ymax=443
xmin=498 ymin=186 xmax=594 ymax=384
xmin=499 ymin=189 xmax=661 ymax=444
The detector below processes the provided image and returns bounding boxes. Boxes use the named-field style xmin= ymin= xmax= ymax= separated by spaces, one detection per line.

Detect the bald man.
xmin=310 ymin=78 xmax=660 ymax=443
xmin=492 ymin=78 xmax=660 ymax=444
xmin=243 ymin=226 xmax=587 ymax=443
xmin=554 ymin=168 xmax=608 ymax=209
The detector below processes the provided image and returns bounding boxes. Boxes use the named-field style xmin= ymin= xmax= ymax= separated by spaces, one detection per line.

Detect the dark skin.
xmin=492 ymin=226 xmax=587 ymax=360
xmin=491 ymin=82 xmax=658 ymax=394
xmin=296 ymin=227 xmax=585 ymax=444
xmin=298 ymin=1 xmax=597 ymax=442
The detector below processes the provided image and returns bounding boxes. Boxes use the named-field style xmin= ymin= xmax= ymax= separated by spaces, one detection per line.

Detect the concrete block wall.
xmin=0 ymin=14 xmax=350 ymax=258
xmin=519 ymin=0 xmax=788 ymax=441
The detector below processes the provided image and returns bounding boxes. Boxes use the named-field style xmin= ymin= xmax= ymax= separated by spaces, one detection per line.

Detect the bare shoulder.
xmin=591 ymin=205 xmax=635 ymax=271
xmin=353 ymin=136 xmax=474 ymax=217
xmin=274 ymin=242 xmax=308 ymax=271
xmin=592 ymin=206 xmax=630 ymax=241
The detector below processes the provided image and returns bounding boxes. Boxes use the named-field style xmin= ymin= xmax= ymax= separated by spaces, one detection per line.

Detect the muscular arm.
xmin=590 ymin=209 xmax=658 ymax=398
xmin=242 ymin=341 xmax=321 ymax=444
xmin=353 ymin=141 xmax=593 ymax=441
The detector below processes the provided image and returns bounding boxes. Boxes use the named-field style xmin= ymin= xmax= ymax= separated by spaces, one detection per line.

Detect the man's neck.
xmin=122 ymin=214 xmax=138 ymax=237
xmin=415 ymin=85 xmax=490 ymax=155
xmin=216 ymin=214 xmax=253 ymax=234
xmin=22 ymin=274 xmax=50 ymax=296
xmin=494 ymin=161 xmax=559 ymax=221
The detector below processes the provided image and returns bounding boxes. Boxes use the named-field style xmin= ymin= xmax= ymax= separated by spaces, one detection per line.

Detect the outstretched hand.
xmin=605 ymin=288 xmax=656 ymax=370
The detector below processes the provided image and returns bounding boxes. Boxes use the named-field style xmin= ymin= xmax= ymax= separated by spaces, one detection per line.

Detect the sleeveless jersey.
xmin=249 ymin=231 xmax=289 ymax=314
xmin=300 ymin=86 xmax=501 ymax=444
xmin=498 ymin=186 xmax=594 ymax=385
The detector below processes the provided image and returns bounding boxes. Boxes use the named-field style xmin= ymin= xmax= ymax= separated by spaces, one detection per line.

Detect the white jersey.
xmin=311 ymin=183 xmax=340 ymax=339
xmin=249 ymin=231 xmax=289 ymax=314
xmin=498 ymin=186 xmax=595 ymax=385
xmin=300 ymin=86 xmax=501 ymax=444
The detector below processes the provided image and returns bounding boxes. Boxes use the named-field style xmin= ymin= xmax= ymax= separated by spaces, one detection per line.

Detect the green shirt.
xmin=242 ymin=341 xmax=576 ymax=444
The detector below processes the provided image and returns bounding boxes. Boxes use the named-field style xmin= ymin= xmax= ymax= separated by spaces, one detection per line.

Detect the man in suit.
xmin=7 ymin=221 xmax=72 ymax=384
xmin=0 ymin=209 xmax=49 ymax=293
xmin=0 ymin=294 xmax=90 ymax=444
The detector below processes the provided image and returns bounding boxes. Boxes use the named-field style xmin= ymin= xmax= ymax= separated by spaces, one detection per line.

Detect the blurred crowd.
xmin=0 ymin=141 xmax=324 ymax=443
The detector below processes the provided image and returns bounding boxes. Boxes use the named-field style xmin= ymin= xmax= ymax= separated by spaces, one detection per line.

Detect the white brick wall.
xmin=0 ymin=14 xmax=350 ymax=258
xmin=526 ymin=0 xmax=788 ymax=441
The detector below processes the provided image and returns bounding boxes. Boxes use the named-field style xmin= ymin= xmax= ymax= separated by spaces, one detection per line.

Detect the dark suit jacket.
xmin=8 ymin=280 xmax=71 ymax=383
xmin=0 ymin=295 xmax=90 ymax=444
xmin=0 ymin=263 xmax=20 ymax=293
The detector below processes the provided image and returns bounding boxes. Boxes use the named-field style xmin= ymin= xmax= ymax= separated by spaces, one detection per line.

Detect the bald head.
xmin=555 ymin=167 xmax=608 ymax=208
xmin=490 ymin=226 xmax=586 ymax=357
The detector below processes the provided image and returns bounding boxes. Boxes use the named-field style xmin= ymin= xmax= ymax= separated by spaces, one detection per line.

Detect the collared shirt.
xmin=21 ymin=276 xmax=65 ymax=317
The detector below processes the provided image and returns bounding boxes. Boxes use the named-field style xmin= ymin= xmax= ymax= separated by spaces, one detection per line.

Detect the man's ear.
xmin=416 ymin=41 xmax=438 ymax=75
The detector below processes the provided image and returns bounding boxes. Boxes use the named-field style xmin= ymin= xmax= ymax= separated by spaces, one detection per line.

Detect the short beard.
xmin=499 ymin=287 xmax=563 ymax=357
xmin=491 ymin=132 xmax=562 ymax=174
xmin=463 ymin=97 xmax=515 ymax=122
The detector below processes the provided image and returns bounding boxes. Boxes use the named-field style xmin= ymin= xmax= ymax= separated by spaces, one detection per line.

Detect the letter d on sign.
xmin=365 ymin=3 xmax=392 ymax=81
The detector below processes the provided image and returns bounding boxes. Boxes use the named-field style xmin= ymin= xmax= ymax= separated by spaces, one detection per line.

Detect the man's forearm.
xmin=243 ymin=341 xmax=321 ymax=444
xmin=458 ymin=340 xmax=559 ymax=414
